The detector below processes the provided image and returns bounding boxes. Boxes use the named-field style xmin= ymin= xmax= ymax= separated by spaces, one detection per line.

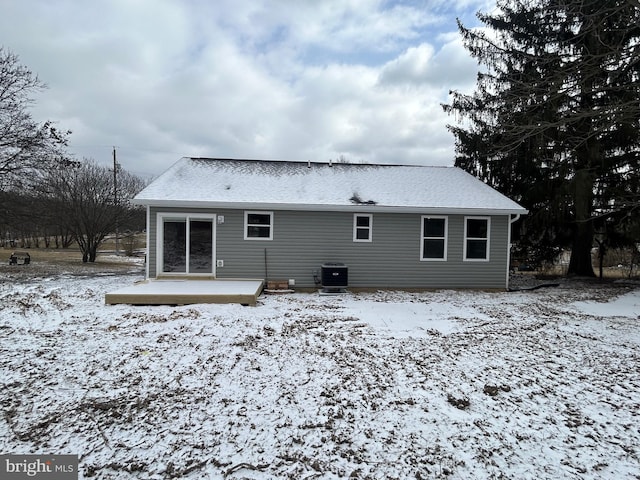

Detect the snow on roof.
xmin=133 ymin=157 xmax=527 ymax=214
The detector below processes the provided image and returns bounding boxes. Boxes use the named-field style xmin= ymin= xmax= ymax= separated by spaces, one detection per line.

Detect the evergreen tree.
xmin=444 ymin=0 xmax=640 ymax=276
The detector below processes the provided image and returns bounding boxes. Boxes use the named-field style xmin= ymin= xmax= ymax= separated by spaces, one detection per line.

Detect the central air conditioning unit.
xmin=320 ymin=262 xmax=348 ymax=294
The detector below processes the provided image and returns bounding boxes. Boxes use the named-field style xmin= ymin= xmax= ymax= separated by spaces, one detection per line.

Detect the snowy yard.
xmin=1 ymin=268 xmax=639 ymax=479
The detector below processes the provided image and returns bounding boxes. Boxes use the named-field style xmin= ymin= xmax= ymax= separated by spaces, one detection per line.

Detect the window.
xmin=421 ymin=216 xmax=447 ymax=260
xmin=464 ymin=217 xmax=490 ymax=261
xmin=353 ymin=214 xmax=372 ymax=242
xmin=244 ymin=211 xmax=273 ymax=240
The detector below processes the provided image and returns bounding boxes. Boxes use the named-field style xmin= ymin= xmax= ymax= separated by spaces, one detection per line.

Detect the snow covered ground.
xmin=1 ymin=268 xmax=639 ymax=479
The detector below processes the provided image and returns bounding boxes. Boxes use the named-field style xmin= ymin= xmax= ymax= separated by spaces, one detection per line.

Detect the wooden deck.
xmin=105 ymin=279 xmax=264 ymax=306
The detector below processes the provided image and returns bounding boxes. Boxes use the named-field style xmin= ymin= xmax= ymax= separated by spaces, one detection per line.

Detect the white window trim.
xmin=420 ymin=215 xmax=448 ymax=261
xmin=156 ymin=212 xmax=217 ymax=276
xmin=244 ymin=211 xmax=274 ymax=241
xmin=464 ymin=216 xmax=491 ymax=262
xmin=353 ymin=213 xmax=373 ymax=242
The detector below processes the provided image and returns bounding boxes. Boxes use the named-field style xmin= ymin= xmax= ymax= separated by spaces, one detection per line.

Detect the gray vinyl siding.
xmin=147 ymin=207 xmax=158 ymax=278
xmin=148 ymin=207 xmax=511 ymax=289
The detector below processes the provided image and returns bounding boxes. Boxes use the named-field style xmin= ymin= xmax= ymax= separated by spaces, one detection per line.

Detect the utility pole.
xmin=113 ymin=147 xmax=119 ymax=255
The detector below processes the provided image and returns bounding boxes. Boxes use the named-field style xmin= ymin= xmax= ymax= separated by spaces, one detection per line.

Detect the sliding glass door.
xmin=160 ymin=214 xmax=215 ymax=275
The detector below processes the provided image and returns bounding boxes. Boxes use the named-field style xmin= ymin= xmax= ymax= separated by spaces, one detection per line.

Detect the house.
xmin=132 ymin=157 xmax=528 ymax=290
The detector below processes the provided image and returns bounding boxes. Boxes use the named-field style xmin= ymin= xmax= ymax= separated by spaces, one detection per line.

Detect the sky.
xmin=1 ymin=0 xmax=493 ymax=179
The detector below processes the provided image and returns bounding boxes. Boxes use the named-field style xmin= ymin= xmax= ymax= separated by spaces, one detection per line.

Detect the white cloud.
xmin=379 ymin=44 xmax=437 ymax=84
xmin=379 ymin=37 xmax=478 ymax=89
xmin=1 ymin=0 xmax=484 ymax=177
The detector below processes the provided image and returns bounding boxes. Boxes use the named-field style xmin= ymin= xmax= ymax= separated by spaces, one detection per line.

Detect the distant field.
xmin=0 ymin=246 xmax=144 ymax=283
xmin=0 ymin=233 xmax=146 ymax=267
xmin=1 ymin=247 xmax=141 ymax=266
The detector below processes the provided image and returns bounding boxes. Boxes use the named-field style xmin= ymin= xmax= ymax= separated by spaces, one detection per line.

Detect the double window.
xmin=244 ymin=211 xmax=273 ymax=240
xmin=464 ymin=217 xmax=490 ymax=261
xmin=421 ymin=216 xmax=447 ymax=260
xmin=420 ymin=216 xmax=491 ymax=261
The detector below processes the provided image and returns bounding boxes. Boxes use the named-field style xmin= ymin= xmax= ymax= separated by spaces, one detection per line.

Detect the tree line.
xmin=445 ymin=0 xmax=639 ymax=277
xmin=0 ymin=47 xmax=146 ymax=262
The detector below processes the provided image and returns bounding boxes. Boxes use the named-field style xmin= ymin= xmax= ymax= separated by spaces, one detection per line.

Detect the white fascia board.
xmin=133 ymin=199 xmax=528 ymax=216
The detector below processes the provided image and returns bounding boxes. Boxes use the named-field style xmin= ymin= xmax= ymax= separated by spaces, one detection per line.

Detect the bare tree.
xmin=44 ymin=159 xmax=145 ymax=262
xmin=0 ymin=47 xmax=70 ymax=190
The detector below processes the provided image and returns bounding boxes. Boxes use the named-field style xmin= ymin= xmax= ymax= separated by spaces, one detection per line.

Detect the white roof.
xmin=133 ymin=157 xmax=527 ymax=214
